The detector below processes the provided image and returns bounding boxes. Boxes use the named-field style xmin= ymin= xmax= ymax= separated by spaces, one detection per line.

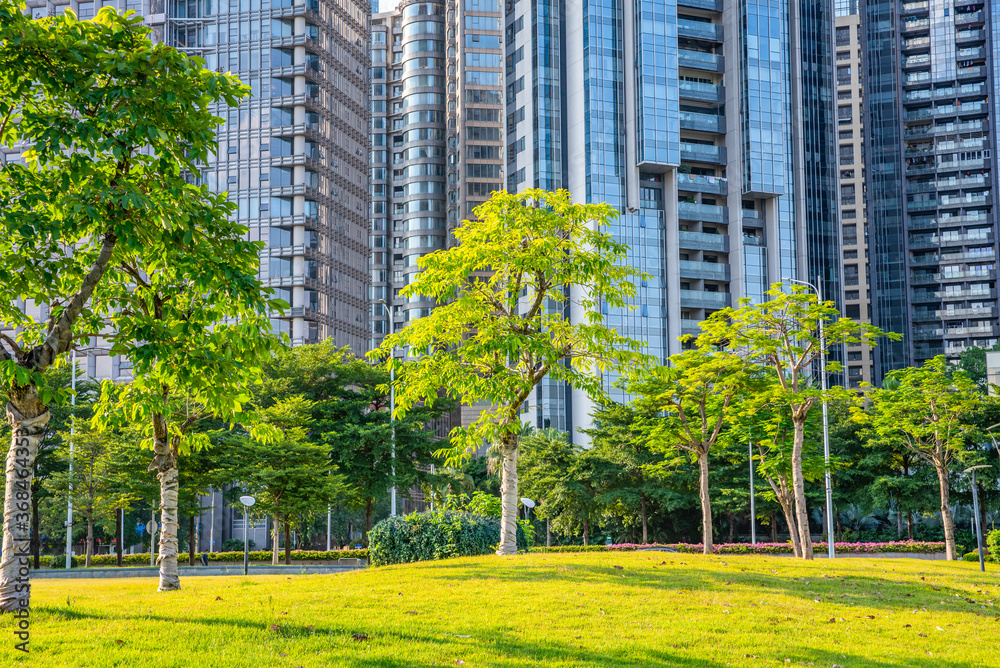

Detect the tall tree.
xmin=0 ymin=6 xmax=245 ymax=609
xmin=253 ymin=341 xmax=448 ymax=544
xmin=226 ymin=396 xmax=346 ymax=564
xmin=629 ymin=345 xmax=751 ymax=553
xmin=370 ymin=189 xmax=648 ymax=555
xmin=700 ymin=284 xmax=892 ymax=559
xmin=855 ymin=356 xmax=980 ymax=560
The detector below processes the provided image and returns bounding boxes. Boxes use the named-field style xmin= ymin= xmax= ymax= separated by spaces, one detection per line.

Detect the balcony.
xmin=903 ymin=53 xmax=931 ymax=68
xmin=901 ymin=0 xmax=929 ymax=13
xmin=679 ymin=49 xmax=724 ymax=72
xmin=902 ymin=18 xmax=930 ymax=32
xmin=913 ymin=327 xmax=943 ymax=340
xmin=680 ymin=142 xmax=726 ymax=164
xmin=911 ymin=290 xmax=941 ymax=303
xmin=934 ymin=269 xmax=996 ymax=281
xmin=677 ymin=19 xmax=723 ymax=42
xmin=957 ymin=65 xmax=988 ymax=81
xmin=679 ymin=201 xmax=728 ymax=223
xmin=680 ymin=110 xmax=724 ymax=133
xmin=680 ymin=289 xmax=732 ymax=309
xmin=944 ymin=325 xmax=999 ymax=337
xmin=904 ymin=107 xmax=933 ymax=122
xmin=935 ymin=306 xmax=996 ymax=318
xmin=677 ymin=173 xmax=728 ymax=195
xmin=679 ymin=80 xmax=724 ymax=103
xmin=955 ymin=29 xmax=985 ymax=45
xmin=954 ymin=10 xmax=984 ymax=26
xmin=680 ymin=260 xmax=731 ymax=281
xmin=902 ymin=36 xmax=930 ymax=50
xmin=904 ymin=71 xmax=932 ymax=86
xmin=678 ymin=0 xmax=722 ymax=9
xmin=680 ymin=318 xmax=704 ymax=335
xmin=679 ymin=231 xmax=730 ymax=252
xmin=906 ymin=199 xmax=938 ymax=212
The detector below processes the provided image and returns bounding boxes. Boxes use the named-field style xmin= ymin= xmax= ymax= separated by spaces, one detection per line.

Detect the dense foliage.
xmin=368 ymin=511 xmax=526 ymax=566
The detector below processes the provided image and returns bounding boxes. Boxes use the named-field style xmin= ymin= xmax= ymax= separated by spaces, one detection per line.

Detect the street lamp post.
xmin=749 ymin=438 xmax=756 ymax=545
xmin=964 ymin=465 xmax=990 ymax=572
xmin=239 ymin=495 xmax=256 ymax=575
xmin=378 ymin=298 xmax=397 ymax=517
xmin=782 ymin=277 xmax=835 ymax=559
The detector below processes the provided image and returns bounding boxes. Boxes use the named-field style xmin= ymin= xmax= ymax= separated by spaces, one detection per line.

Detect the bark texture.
xmin=496 ymin=439 xmax=519 ymax=556
xmin=116 ymin=508 xmax=123 ymax=567
xmin=698 ymin=451 xmax=712 ymax=554
xmin=85 ymin=516 xmax=94 ymax=568
xmin=283 ymin=518 xmax=292 ymax=565
xmin=156 ymin=467 xmax=181 ymax=591
xmin=0 ymin=402 xmax=50 ymax=611
xmin=790 ymin=418 xmax=814 ymax=559
xmin=272 ymin=516 xmax=280 ymax=565
xmin=640 ymin=496 xmax=648 ymax=545
xmin=935 ymin=463 xmax=957 ymax=560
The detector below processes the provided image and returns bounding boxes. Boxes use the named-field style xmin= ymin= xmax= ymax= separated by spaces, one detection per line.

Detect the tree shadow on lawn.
xmin=27 ymin=605 xmax=984 ymax=668
xmin=29 ymin=605 xmax=728 ymax=667
xmin=399 ymin=559 xmax=998 ymax=617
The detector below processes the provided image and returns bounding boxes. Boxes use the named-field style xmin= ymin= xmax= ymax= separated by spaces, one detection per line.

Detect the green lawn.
xmin=2 ymin=552 xmax=998 ymax=667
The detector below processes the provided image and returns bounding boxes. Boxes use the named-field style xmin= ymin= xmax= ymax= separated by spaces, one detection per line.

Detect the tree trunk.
xmin=546 ymin=518 xmax=551 ymax=547
xmin=770 ymin=511 xmax=777 ymax=542
xmin=31 ymin=489 xmax=40 ymax=570
xmin=728 ymin=513 xmax=735 ymax=543
xmin=934 ymin=462 xmax=957 ymax=560
xmin=583 ymin=519 xmax=589 ymax=547
xmin=116 ymin=508 xmax=123 ymax=567
xmin=0 ymin=400 xmax=50 ymax=612
xmin=496 ymin=439 xmax=519 ymax=556
xmin=85 ymin=515 xmax=94 ymax=568
xmin=271 ymin=515 xmax=280 ymax=565
xmin=188 ymin=515 xmax=196 ymax=566
xmin=907 ymin=512 xmax=914 ymax=540
xmin=364 ymin=499 xmax=372 ymax=547
xmin=698 ymin=450 xmax=713 ymax=554
xmin=283 ymin=517 xmax=292 ymax=565
xmin=640 ymin=495 xmax=648 ymax=545
xmin=790 ymin=417 xmax=814 ymax=559
xmin=156 ymin=467 xmax=181 ymax=590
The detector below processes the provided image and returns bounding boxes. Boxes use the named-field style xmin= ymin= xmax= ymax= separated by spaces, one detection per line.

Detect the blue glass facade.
xmin=635 ymin=0 xmax=680 ymax=166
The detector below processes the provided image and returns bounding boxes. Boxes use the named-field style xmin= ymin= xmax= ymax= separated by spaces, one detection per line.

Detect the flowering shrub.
xmin=42 ymin=549 xmax=368 ymax=568
xmin=534 ymin=540 xmax=946 ymax=555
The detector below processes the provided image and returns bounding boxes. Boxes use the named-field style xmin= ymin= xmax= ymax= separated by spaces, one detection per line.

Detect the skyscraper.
xmin=368 ymin=0 xmax=503 ymax=353
xmin=835 ymin=4 xmax=876 ymax=388
xmin=506 ymin=0 xmax=841 ymax=442
xmin=864 ymin=0 xmax=997 ymax=379
xmin=13 ymin=0 xmax=372 ymax=378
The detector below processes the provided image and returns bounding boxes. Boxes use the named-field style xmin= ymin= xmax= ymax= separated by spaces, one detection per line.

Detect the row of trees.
xmin=514 ymin=352 xmax=998 ymax=561
xmin=6 ymin=342 xmax=447 ymax=569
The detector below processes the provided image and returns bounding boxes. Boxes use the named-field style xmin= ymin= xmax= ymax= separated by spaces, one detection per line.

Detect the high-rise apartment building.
xmin=506 ymin=0 xmax=842 ymax=442
xmin=865 ymin=0 xmax=998 ymax=379
xmin=367 ymin=0 xmax=503 ymax=352
xmin=12 ymin=0 xmax=371 ymax=380
xmin=835 ymin=5 xmax=875 ymax=388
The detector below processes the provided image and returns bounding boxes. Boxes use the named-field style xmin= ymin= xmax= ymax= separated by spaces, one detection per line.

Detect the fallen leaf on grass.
xmin=115 ymin=640 xmax=124 ymax=645
xmin=613 ymin=565 xmax=624 ymax=570
xmin=827 ymin=618 xmax=836 ymax=623
xmin=744 ymin=654 xmax=757 ymax=658
xmin=405 ymin=611 xmax=418 ymax=615
xmin=455 ymin=661 xmax=465 ymax=666
xmin=270 ymin=625 xmax=281 ymax=631
xmin=215 ymin=596 xmax=223 ymax=601
xmin=903 ymin=624 xmax=911 ymax=628
xmin=455 ymin=635 xmax=471 ymax=638
xmin=352 ymin=633 xmax=368 ymax=642
xmin=918 ymin=633 xmax=927 ymax=637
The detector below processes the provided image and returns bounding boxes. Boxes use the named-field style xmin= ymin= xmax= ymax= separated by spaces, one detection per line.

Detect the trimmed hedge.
xmin=40 ymin=549 xmax=367 ymax=568
xmin=533 ymin=540 xmax=948 ymax=556
xmin=368 ymin=511 xmax=526 ymax=566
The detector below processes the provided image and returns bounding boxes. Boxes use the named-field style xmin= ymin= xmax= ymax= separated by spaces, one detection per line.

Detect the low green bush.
xmin=222 ymin=538 xmax=254 ymax=552
xmin=532 ymin=545 xmax=614 ymax=553
xmin=368 ymin=511 xmax=525 ymax=566
xmin=987 ymin=530 xmax=1000 ymax=564
xmin=42 ymin=549 xmax=368 ymax=567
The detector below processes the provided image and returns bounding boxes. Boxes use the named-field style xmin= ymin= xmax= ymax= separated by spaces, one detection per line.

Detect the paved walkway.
xmin=32 ymin=564 xmax=366 ymax=579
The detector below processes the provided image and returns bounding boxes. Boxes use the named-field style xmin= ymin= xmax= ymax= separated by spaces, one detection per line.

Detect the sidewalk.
xmin=32 ymin=563 xmax=366 ymax=579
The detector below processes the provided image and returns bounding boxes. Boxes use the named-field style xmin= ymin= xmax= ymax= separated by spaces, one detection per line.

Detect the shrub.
xmin=368 ymin=510 xmax=525 ymax=566
xmin=222 ymin=538 xmax=254 ymax=552
xmin=987 ymin=530 xmax=1000 ymax=564
xmin=531 ymin=540 xmax=948 ymax=556
xmin=963 ymin=551 xmax=981 ymax=562
xmin=42 ymin=549 xmax=368 ymax=568
xmin=46 ymin=555 xmax=79 ymax=569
